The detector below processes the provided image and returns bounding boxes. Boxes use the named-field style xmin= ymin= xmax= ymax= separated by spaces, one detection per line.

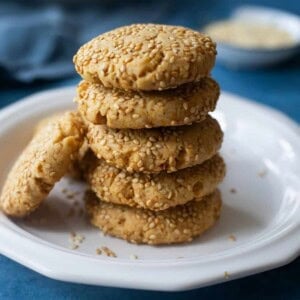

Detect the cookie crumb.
xmin=224 ymin=271 xmax=230 ymax=279
xmin=230 ymin=188 xmax=236 ymax=194
xmin=129 ymin=254 xmax=138 ymax=260
xmin=258 ymin=170 xmax=267 ymax=178
xmin=62 ymin=188 xmax=82 ymax=199
xmin=69 ymin=232 xmax=85 ymax=250
xmin=101 ymin=246 xmax=117 ymax=258
xmin=96 ymin=248 xmax=102 ymax=255
xmin=228 ymin=234 xmax=236 ymax=241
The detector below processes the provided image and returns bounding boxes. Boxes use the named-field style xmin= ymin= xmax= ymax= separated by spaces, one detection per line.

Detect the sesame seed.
xmin=228 ymin=234 xmax=236 ymax=241
xmin=101 ymin=246 xmax=117 ymax=257
xmin=149 ymin=222 xmax=155 ymax=229
xmin=149 ymin=234 xmax=156 ymax=240
xmin=129 ymin=254 xmax=138 ymax=260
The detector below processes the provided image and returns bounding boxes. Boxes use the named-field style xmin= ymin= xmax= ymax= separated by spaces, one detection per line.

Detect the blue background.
xmin=0 ymin=0 xmax=299 ymax=299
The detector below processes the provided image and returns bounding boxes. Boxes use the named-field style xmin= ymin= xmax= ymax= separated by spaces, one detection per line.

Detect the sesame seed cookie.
xmin=68 ymin=139 xmax=90 ymax=179
xmin=34 ymin=113 xmax=64 ymax=134
xmin=85 ymin=189 xmax=222 ymax=245
xmin=0 ymin=112 xmax=85 ymax=217
xmin=76 ymin=77 xmax=219 ymax=129
xmin=35 ymin=113 xmax=90 ymax=180
xmin=73 ymin=24 xmax=217 ymax=91
xmin=87 ymin=154 xmax=225 ymax=211
xmin=87 ymin=115 xmax=223 ymax=173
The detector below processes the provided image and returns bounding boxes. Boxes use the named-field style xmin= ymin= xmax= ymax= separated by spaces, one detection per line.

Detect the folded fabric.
xmin=0 ymin=0 xmax=179 ymax=82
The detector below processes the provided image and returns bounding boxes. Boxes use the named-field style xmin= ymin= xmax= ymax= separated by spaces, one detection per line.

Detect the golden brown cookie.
xmin=67 ymin=139 xmax=91 ymax=179
xmin=73 ymin=24 xmax=217 ymax=91
xmin=87 ymin=115 xmax=223 ymax=173
xmin=86 ymin=189 xmax=222 ymax=245
xmin=76 ymin=77 xmax=219 ymax=129
xmin=87 ymin=154 xmax=225 ymax=210
xmin=34 ymin=113 xmax=64 ymax=134
xmin=35 ymin=113 xmax=90 ymax=180
xmin=0 ymin=112 xmax=85 ymax=217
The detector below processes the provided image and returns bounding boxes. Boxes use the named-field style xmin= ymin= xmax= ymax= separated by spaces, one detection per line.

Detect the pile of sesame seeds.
xmin=72 ymin=23 xmax=225 ymax=245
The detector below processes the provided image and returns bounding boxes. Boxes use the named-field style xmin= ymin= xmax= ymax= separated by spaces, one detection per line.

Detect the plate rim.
xmin=0 ymin=86 xmax=299 ymax=291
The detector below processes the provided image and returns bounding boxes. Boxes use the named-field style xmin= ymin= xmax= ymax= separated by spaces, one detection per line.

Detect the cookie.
xmin=87 ymin=154 xmax=225 ymax=210
xmin=76 ymin=77 xmax=219 ymax=129
xmin=74 ymin=24 xmax=217 ymax=91
xmin=35 ymin=113 xmax=90 ymax=180
xmin=87 ymin=115 xmax=223 ymax=173
xmin=34 ymin=113 xmax=64 ymax=134
xmin=0 ymin=112 xmax=85 ymax=217
xmin=86 ymin=189 xmax=222 ymax=245
xmin=67 ymin=139 xmax=90 ymax=179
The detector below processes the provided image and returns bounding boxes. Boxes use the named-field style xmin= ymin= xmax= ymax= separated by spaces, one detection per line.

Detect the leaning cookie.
xmin=87 ymin=154 xmax=225 ymax=211
xmin=85 ymin=189 xmax=222 ymax=245
xmin=76 ymin=78 xmax=219 ymax=129
xmin=87 ymin=115 xmax=223 ymax=173
xmin=67 ymin=139 xmax=90 ymax=179
xmin=34 ymin=113 xmax=64 ymax=134
xmin=0 ymin=112 xmax=85 ymax=217
xmin=35 ymin=113 xmax=90 ymax=180
xmin=74 ymin=24 xmax=216 ymax=91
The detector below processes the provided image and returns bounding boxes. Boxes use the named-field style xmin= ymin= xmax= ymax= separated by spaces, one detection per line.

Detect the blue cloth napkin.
xmin=1 ymin=0 xmax=299 ymax=83
xmin=0 ymin=0 xmax=178 ymax=82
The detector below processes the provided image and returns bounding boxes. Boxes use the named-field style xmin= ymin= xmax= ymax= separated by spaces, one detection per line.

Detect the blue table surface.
xmin=0 ymin=1 xmax=300 ymax=299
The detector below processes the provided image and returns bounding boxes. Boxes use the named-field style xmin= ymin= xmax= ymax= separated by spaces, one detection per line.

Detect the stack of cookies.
xmin=0 ymin=24 xmax=225 ymax=246
xmin=74 ymin=24 xmax=225 ymax=245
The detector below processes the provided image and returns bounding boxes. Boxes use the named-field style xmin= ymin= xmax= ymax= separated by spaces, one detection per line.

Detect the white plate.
xmin=0 ymin=87 xmax=299 ymax=291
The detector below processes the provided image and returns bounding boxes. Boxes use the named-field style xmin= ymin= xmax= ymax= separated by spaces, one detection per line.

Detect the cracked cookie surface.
xmin=0 ymin=112 xmax=85 ymax=217
xmin=86 ymin=189 xmax=222 ymax=245
xmin=87 ymin=154 xmax=225 ymax=210
xmin=76 ymin=77 xmax=219 ymax=129
xmin=74 ymin=24 xmax=216 ymax=91
xmin=87 ymin=115 xmax=223 ymax=173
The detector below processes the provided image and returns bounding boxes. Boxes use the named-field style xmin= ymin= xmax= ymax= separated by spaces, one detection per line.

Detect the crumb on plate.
xmin=228 ymin=234 xmax=236 ymax=241
xmin=96 ymin=246 xmax=117 ymax=258
xmin=69 ymin=232 xmax=85 ymax=250
xmin=258 ymin=170 xmax=267 ymax=178
xmin=129 ymin=254 xmax=138 ymax=260
xmin=230 ymin=188 xmax=236 ymax=194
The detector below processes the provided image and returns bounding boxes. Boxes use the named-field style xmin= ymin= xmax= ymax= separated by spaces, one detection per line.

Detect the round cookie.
xmin=73 ymin=24 xmax=217 ymax=91
xmin=76 ymin=77 xmax=219 ymax=129
xmin=87 ymin=154 xmax=225 ymax=210
xmin=87 ymin=115 xmax=223 ymax=173
xmin=35 ymin=113 xmax=90 ymax=180
xmin=0 ymin=112 xmax=85 ymax=217
xmin=85 ymin=189 xmax=222 ymax=245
